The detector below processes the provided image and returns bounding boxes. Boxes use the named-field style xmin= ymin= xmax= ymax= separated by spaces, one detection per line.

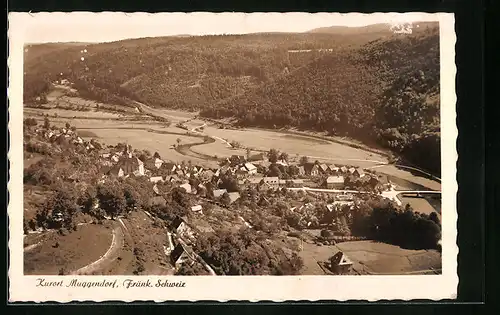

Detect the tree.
xmin=176 ymin=138 xmax=182 ymax=146
xmin=65 ymin=122 xmax=71 ymax=129
xmin=153 ymin=152 xmax=161 ymax=159
xmin=246 ymin=148 xmax=251 ymax=160
xmin=413 ymin=218 xmax=441 ymax=249
xmin=24 ymin=118 xmax=38 ymax=129
xmin=96 ymin=183 xmax=127 ymax=219
xmin=79 ymin=186 xmax=97 ymax=214
xmin=221 ymin=192 xmax=231 ymax=206
xmin=175 ymin=263 xmax=206 ymax=275
xmin=320 ymin=229 xmax=332 ymax=238
xmin=171 ymin=187 xmax=189 ymax=208
xmin=205 ymin=182 xmax=215 ymax=199
xmin=122 ymin=183 xmax=143 ymax=210
xmin=279 ymin=152 xmax=289 ymax=162
xmin=267 ymin=148 xmax=279 ymax=163
xmin=429 ymin=212 xmax=440 ymax=225
xmin=267 ymin=164 xmax=282 ymax=178
xmin=43 ymin=117 xmax=50 ymax=129
xmin=299 ymin=156 xmax=309 ymax=165
xmin=44 ymin=187 xmax=79 ymax=229
xmin=219 ymin=175 xmax=240 ymax=192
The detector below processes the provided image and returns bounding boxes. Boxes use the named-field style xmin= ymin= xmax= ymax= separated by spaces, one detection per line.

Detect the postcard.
xmin=8 ymin=12 xmax=457 ymax=302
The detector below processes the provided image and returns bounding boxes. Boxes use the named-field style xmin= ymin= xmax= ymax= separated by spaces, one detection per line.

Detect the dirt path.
xmin=175 ymin=139 xmax=219 ymax=162
xmin=71 ymin=223 xmax=124 ymax=275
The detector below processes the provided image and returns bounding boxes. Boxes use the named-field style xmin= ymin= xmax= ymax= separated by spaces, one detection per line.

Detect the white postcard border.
xmin=8 ymin=12 xmax=458 ymax=302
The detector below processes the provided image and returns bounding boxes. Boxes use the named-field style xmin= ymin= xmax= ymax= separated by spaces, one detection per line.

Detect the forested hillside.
xmin=201 ymin=25 xmax=441 ymax=175
xmin=24 ymin=30 xmax=395 ymax=109
xmin=24 ymin=23 xmax=441 ymax=175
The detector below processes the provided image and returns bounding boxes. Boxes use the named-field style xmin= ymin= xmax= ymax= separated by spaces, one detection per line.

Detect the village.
xmin=23 ymin=117 xmax=442 ymax=276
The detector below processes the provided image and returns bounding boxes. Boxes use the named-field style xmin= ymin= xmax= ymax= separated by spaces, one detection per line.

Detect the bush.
xmin=23 ymin=118 xmax=38 ymax=128
xmin=351 ymin=198 xmax=441 ymax=249
xmin=96 ymin=182 xmax=127 ymax=219
xmin=320 ymin=229 xmax=332 ymax=238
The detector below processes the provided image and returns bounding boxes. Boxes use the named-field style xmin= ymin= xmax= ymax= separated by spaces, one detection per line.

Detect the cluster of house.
xmin=321 ymin=167 xmax=391 ymax=191
xmin=288 ymin=198 xmax=356 ymax=230
xmin=34 ymin=126 xmax=100 ymax=152
xmin=95 ymin=145 xmax=393 ymax=214
xmin=164 ymin=216 xmax=216 ymax=274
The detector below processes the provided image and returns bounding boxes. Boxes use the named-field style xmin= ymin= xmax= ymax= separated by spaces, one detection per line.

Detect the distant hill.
xmin=23 ymin=31 xmax=405 ymax=110
xmin=306 ymin=23 xmax=392 ymax=34
xmin=23 ymin=25 xmax=441 ymax=175
xmin=306 ymin=21 xmax=438 ymax=34
xmin=200 ymin=25 xmax=441 ymax=175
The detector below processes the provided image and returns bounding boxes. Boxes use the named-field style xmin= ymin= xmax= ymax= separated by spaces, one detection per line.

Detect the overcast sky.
xmin=10 ymin=12 xmax=442 ymax=44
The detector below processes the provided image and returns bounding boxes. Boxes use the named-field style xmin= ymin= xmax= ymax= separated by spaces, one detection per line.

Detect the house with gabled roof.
xmin=170 ymin=243 xmax=193 ymax=267
xmin=319 ymin=163 xmax=329 ymax=173
xmin=108 ymin=155 xmax=143 ymax=177
xmin=227 ymin=192 xmax=241 ymax=204
xmin=179 ymin=183 xmax=194 ymax=194
xmin=154 ymin=158 xmax=164 ymax=169
xmin=213 ymin=189 xmax=228 ymax=198
xmin=171 ymin=217 xmax=196 ymax=241
xmin=191 ymin=205 xmax=203 ymax=214
xmin=354 ymin=168 xmax=365 ymax=178
xmin=243 ymin=162 xmax=258 ymax=175
xmin=340 ymin=166 xmax=348 ymax=173
xmin=324 ymin=176 xmax=345 ymax=189
xmin=161 ymin=162 xmax=176 ymax=174
xmin=328 ymin=164 xmax=339 ymax=173
xmin=304 ymin=163 xmax=320 ymax=176
xmin=150 ymin=176 xmax=164 ymax=184
xmin=330 ymin=251 xmax=353 ymax=274
xmin=262 ymin=177 xmax=279 ymax=187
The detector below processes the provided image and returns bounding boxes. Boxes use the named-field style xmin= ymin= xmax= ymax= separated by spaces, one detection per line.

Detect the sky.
xmin=9 ymin=12 xmax=442 ymax=44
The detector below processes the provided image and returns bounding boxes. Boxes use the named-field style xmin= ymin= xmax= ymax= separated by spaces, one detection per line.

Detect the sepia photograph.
xmin=8 ymin=12 xmax=457 ymax=301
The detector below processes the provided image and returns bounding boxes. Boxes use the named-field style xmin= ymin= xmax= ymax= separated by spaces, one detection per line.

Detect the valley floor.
xmin=23 ymin=105 xmax=442 ymax=276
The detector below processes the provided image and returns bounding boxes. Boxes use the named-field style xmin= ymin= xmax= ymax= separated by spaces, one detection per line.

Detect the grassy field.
xmin=190 ymin=140 xmax=248 ymax=159
xmin=23 ymin=107 xmax=441 ymax=189
xmin=23 ymin=186 xmax=51 ymax=222
xmin=79 ymin=128 xmax=205 ymax=163
xmin=335 ymin=241 xmax=441 ymax=275
xmin=370 ymin=165 xmax=442 ymax=191
xmin=294 ymin=237 xmax=441 ymax=275
xmin=25 ymin=107 xmax=126 ymax=119
xmin=191 ymin=126 xmax=387 ymax=167
xmin=297 ymin=241 xmax=341 ymax=275
xmin=115 ymin=211 xmax=175 ymax=275
xmin=400 ymin=196 xmax=441 ymax=216
xmin=24 ymin=223 xmax=113 ymax=275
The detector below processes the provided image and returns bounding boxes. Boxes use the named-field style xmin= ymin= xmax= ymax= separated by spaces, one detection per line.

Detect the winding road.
xmin=71 ymin=224 xmax=124 ymax=275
